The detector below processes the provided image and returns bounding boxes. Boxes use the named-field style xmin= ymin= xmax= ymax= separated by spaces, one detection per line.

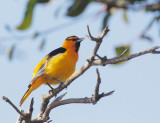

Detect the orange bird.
xmin=20 ymin=36 xmax=84 ymax=106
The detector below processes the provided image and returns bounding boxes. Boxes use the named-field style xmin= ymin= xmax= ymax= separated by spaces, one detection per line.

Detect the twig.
xmin=92 ymin=46 xmax=160 ymax=65
xmin=28 ymin=98 xmax=34 ymax=115
xmin=24 ymin=98 xmax=34 ymax=122
xmin=87 ymin=25 xmax=97 ymax=41
xmin=92 ymin=68 xmax=101 ymax=104
xmin=33 ymin=90 xmax=114 ymax=122
xmin=2 ymin=96 xmax=24 ymax=117
xmin=53 ymin=92 xmax=67 ymax=102
xmin=152 ymin=48 xmax=160 ymax=54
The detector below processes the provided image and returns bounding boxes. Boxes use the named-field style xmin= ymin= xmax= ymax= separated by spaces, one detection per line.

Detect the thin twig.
xmin=23 ymin=98 xmax=34 ymax=123
xmin=100 ymin=91 xmax=115 ymax=97
xmin=2 ymin=96 xmax=24 ymax=117
xmin=87 ymin=25 xmax=97 ymax=41
xmin=152 ymin=48 xmax=160 ymax=54
xmin=28 ymin=98 xmax=34 ymax=115
xmin=53 ymin=92 xmax=67 ymax=102
xmin=100 ymin=27 xmax=110 ymax=39
xmin=34 ymin=90 xmax=114 ymax=122
xmin=96 ymin=54 xmax=103 ymax=59
xmin=92 ymin=68 xmax=101 ymax=104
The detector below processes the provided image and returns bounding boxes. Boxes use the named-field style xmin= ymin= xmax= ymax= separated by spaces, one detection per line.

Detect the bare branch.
xmin=41 ymin=93 xmax=67 ymax=121
xmin=17 ymin=110 xmax=24 ymax=123
xmin=100 ymin=91 xmax=115 ymax=98
xmin=92 ymin=68 xmax=101 ymax=104
xmin=36 ymin=90 xmax=114 ymax=122
xmin=95 ymin=54 xmax=103 ymax=59
xmin=47 ymin=91 xmax=114 ymax=109
xmin=23 ymin=98 xmax=34 ymax=123
xmin=152 ymin=48 xmax=160 ymax=54
xmin=87 ymin=25 xmax=97 ymax=41
xmin=2 ymin=96 xmax=24 ymax=117
xmin=88 ymin=26 xmax=109 ymax=62
xmin=100 ymin=27 xmax=110 ymax=39
xmin=28 ymin=98 xmax=34 ymax=115
xmin=92 ymin=46 xmax=160 ymax=65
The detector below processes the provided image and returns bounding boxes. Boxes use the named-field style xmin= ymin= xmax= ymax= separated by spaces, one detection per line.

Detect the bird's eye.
xmin=72 ymin=39 xmax=77 ymax=41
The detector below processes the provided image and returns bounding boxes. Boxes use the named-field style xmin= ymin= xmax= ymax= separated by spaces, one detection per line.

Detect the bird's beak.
xmin=77 ymin=38 xmax=85 ymax=43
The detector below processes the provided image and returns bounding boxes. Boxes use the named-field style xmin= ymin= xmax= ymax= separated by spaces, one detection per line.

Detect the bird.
xmin=19 ymin=36 xmax=84 ymax=106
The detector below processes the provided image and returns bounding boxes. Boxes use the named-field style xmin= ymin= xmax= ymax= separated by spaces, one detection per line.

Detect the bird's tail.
xmin=19 ymin=77 xmax=43 ymax=106
xmin=19 ymin=84 xmax=33 ymax=106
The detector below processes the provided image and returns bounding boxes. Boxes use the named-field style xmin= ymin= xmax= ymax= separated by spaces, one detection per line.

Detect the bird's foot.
xmin=47 ymin=83 xmax=54 ymax=91
xmin=58 ymin=82 xmax=63 ymax=88
xmin=52 ymin=77 xmax=63 ymax=85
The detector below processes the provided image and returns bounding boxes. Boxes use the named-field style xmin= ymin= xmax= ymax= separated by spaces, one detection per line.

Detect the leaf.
xmin=102 ymin=11 xmax=111 ymax=30
xmin=113 ymin=45 xmax=130 ymax=65
xmin=8 ymin=45 xmax=15 ymax=60
xmin=123 ymin=9 xmax=128 ymax=23
xmin=67 ymin=0 xmax=90 ymax=17
xmin=17 ymin=0 xmax=38 ymax=30
xmin=39 ymin=39 xmax=46 ymax=50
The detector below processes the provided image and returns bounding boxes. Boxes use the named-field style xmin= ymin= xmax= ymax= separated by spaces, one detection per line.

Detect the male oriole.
xmin=20 ymin=36 xmax=84 ymax=106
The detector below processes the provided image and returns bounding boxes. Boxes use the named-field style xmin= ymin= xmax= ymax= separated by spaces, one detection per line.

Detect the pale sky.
xmin=0 ymin=0 xmax=160 ymax=123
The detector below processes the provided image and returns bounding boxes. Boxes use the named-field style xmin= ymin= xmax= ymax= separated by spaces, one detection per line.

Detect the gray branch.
xmin=92 ymin=46 xmax=160 ymax=66
xmin=2 ymin=96 xmax=24 ymax=117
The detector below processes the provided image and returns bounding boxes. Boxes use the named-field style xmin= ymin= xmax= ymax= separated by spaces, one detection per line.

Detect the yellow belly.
xmin=44 ymin=53 xmax=77 ymax=85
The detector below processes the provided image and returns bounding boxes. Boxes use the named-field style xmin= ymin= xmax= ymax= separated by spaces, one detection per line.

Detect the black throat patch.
xmin=75 ymin=42 xmax=80 ymax=52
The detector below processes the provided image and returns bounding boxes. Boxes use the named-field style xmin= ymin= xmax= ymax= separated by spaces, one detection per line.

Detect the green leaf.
xmin=39 ymin=39 xmax=46 ymax=50
xmin=17 ymin=0 xmax=38 ymax=30
xmin=113 ymin=45 xmax=130 ymax=65
xmin=8 ymin=45 xmax=15 ymax=60
xmin=102 ymin=12 xmax=111 ymax=30
xmin=67 ymin=0 xmax=90 ymax=17
xmin=123 ymin=9 xmax=128 ymax=23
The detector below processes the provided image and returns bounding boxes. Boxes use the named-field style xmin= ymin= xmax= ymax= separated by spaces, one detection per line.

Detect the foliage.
xmin=1 ymin=0 xmax=160 ymax=63
xmin=114 ymin=45 xmax=130 ymax=65
xmin=17 ymin=0 xmax=160 ymax=31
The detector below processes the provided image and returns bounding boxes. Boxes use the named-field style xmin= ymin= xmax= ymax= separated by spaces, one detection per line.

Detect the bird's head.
xmin=62 ymin=36 xmax=84 ymax=52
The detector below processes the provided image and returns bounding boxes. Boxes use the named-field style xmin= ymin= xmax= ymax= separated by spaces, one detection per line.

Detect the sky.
xmin=0 ymin=0 xmax=160 ymax=123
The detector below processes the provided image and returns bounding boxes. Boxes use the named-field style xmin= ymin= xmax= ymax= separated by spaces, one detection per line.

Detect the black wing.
xmin=48 ymin=47 xmax=67 ymax=60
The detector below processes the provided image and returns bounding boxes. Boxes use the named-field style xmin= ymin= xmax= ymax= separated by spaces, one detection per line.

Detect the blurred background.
xmin=0 ymin=0 xmax=160 ymax=123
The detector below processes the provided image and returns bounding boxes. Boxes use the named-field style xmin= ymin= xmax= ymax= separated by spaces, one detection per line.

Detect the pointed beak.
xmin=77 ymin=38 xmax=85 ymax=43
